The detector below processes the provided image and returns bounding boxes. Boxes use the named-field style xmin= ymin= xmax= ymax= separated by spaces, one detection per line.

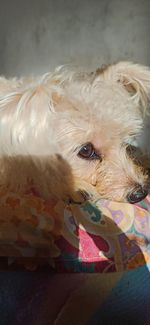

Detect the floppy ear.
xmin=97 ymin=61 xmax=150 ymax=114
xmin=0 ymin=82 xmax=60 ymax=147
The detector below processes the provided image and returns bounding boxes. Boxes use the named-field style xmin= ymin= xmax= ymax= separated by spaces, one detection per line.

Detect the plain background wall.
xmin=0 ymin=0 xmax=149 ymax=77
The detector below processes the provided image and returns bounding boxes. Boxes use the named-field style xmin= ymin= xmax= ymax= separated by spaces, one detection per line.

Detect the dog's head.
xmin=1 ymin=62 xmax=150 ymax=203
xmin=52 ymin=62 xmax=150 ymax=203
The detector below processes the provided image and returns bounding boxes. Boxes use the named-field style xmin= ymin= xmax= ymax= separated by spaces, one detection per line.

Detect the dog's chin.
xmin=67 ymin=179 xmax=101 ymax=204
xmin=70 ymin=181 xmax=122 ymax=204
xmin=69 ymin=190 xmax=126 ymax=205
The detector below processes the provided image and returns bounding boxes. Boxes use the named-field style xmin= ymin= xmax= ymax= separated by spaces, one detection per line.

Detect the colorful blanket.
xmin=0 ymin=190 xmax=150 ymax=273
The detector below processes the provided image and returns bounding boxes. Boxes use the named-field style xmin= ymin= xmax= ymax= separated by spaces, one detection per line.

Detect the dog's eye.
xmin=78 ymin=143 xmax=101 ymax=160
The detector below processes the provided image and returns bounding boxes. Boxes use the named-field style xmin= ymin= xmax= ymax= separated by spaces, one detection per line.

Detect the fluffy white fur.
xmin=0 ymin=61 xmax=150 ymax=202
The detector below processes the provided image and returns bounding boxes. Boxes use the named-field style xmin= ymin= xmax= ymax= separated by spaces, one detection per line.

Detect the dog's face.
xmin=1 ymin=61 xmax=150 ymax=203
xmin=53 ymin=62 xmax=150 ymax=203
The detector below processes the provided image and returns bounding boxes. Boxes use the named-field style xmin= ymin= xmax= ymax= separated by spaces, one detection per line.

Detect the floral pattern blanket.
xmin=0 ymin=189 xmax=150 ymax=272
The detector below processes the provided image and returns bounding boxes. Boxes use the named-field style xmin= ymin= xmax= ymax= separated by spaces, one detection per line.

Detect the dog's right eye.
xmin=78 ymin=143 xmax=101 ymax=160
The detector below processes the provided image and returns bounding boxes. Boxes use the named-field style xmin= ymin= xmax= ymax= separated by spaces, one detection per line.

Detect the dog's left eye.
xmin=78 ymin=143 xmax=100 ymax=160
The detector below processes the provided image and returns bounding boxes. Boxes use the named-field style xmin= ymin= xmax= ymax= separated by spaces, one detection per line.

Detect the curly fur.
xmin=0 ymin=61 xmax=150 ymax=202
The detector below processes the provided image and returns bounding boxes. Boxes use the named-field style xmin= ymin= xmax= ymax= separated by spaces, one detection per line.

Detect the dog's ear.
xmin=97 ymin=62 xmax=150 ymax=114
xmin=0 ymin=83 xmax=63 ymax=115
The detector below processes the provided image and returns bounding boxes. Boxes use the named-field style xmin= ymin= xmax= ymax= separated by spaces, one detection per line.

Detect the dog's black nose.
xmin=127 ymin=186 xmax=148 ymax=204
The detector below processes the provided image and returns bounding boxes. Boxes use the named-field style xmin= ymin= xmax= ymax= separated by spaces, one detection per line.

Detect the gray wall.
xmin=0 ymin=0 xmax=150 ymax=151
xmin=0 ymin=0 xmax=150 ymax=77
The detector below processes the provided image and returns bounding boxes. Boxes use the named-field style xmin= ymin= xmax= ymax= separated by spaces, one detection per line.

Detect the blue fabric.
xmin=0 ymin=264 xmax=150 ymax=324
xmin=88 ymin=262 xmax=150 ymax=325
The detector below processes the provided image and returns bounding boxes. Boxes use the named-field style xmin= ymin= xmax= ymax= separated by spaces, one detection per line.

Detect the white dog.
xmin=0 ymin=61 xmax=150 ymax=203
